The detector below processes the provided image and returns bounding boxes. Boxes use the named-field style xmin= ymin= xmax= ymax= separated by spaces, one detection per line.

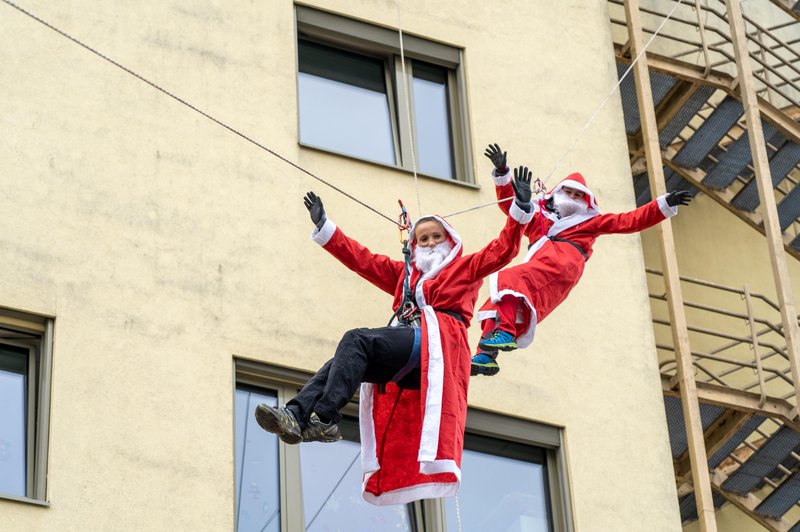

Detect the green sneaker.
xmin=301 ymin=413 xmax=342 ymax=443
xmin=255 ymin=404 xmax=302 ymax=444
xmin=470 ymin=352 xmax=500 ymax=376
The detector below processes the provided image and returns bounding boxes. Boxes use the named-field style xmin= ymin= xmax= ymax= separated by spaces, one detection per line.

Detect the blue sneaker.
xmin=471 ymin=352 xmax=500 ymax=376
xmin=478 ymin=330 xmax=517 ymax=351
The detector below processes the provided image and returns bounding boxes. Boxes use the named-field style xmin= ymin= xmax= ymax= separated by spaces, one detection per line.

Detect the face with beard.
xmin=552 ymin=186 xmax=588 ymax=218
xmin=412 ymin=219 xmax=453 ymax=273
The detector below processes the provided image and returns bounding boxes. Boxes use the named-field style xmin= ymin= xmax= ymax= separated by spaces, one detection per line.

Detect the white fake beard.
xmin=413 ymin=241 xmax=454 ymax=273
xmin=553 ymin=190 xmax=588 ymax=218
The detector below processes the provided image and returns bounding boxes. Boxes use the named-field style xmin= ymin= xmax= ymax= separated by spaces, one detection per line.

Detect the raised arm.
xmin=464 ymin=167 xmax=535 ymax=281
xmin=485 ymin=143 xmax=516 ymax=216
xmin=305 ymin=192 xmax=403 ymax=295
xmin=593 ymin=190 xmax=692 ymax=235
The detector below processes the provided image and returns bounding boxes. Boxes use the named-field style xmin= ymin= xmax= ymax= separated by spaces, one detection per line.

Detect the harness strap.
xmin=548 ymin=236 xmax=588 ymax=260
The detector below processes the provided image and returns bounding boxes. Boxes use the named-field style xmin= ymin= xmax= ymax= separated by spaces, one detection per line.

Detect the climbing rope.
xmin=396 ymin=0 xmax=423 ymax=218
xmin=443 ymin=0 xmax=687 ymax=218
xmin=0 ymin=0 xmax=401 ymax=228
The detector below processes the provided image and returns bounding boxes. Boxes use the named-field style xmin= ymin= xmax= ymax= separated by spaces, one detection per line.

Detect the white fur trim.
xmin=547 ymin=210 xmax=598 ymax=237
xmin=523 ymin=235 xmax=549 ymax=263
xmin=509 ymin=200 xmax=535 ymax=224
xmin=311 ymin=219 xmax=337 ymax=246
xmin=657 ymin=194 xmax=678 ymax=218
xmin=418 ymin=306 xmax=444 ymax=462
xmin=362 ymin=479 xmax=460 ymax=506
xmin=420 ymin=459 xmax=460 ymax=477
xmin=552 ymin=179 xmax=600 ymax=212
xmin=479 ymin=282 xmax=540 ymax=349
xmin=492 ymin=168 xmax=512 ymax=186
xmin=359 ymin=383 xmax=379 ymax=475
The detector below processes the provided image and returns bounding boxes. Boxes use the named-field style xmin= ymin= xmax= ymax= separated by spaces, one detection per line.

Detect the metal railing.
xmin=646 ymin=269 xmax=798 ymax=404
xmin=608 ymin=0 xmax=800 ymax=109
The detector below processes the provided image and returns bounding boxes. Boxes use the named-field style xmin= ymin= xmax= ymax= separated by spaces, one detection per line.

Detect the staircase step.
xmin=633 ymin=168 xmax=699 ymax=207
xmin=672 ymin=96 xmax=745 ymax=168
xmin=792 ymin=233 xmax=800 ymax=253
xmin=664 ymin=396 xmax=726 ymax=459
xmin=707 ymin=415 xmax=766 ymax=468
xmin=679 ymin=491 xmax=727 ymax=523
xmin=755 ymin=470 xmax=800 ymax=520
xmin=732 ymin=141 xmax=800 ymax=212
xmin=721 ymin=426 xmax=800 ymax=495
xmin=778 ymin=184 xmax=800 ymax=231
xmin=658 ymin=85 xmax=715 ymax=148
xmin=702 ymin=123 xmax=779 ymax=190
xmin=617 ymin=63 xmax=677 ymax=135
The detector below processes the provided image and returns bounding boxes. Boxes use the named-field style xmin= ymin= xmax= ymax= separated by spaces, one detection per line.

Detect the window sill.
xmin=0 ymin=493 xmax=50 ymax=507
xmin=298 ymin=142 xmax=481 ymax=191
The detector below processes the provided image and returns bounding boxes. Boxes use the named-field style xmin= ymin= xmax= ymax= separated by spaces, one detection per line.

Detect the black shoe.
xmin=254 ymin=404 xmax=302 ymax=444
xmin=301 ymin=413 xmax=342 ymax=443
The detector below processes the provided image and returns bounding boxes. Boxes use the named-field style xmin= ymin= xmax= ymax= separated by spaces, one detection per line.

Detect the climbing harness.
xmin=387 ymin=200 xmax=421 ymax=327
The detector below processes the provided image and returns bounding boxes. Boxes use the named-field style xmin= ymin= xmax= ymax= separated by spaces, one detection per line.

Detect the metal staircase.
xmin=610 ymin=0 xmax=800 ymax=260
xmin=609 ymin=1 xmax=800 ymax=528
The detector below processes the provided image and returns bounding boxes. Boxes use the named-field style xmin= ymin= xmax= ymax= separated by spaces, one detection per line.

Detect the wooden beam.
xmin=726 ymin=0 xmax=800 ymax=413
xmin=624 ymin=1 xmax=718 ymax=529
xmin=674 ymin=410 xmax=752 ymax=479
xmin=614 ymin=45 xmax=800 ymax=144
xmin=710 ymin=471 xmax=792 ymax=532
xmin=662 ymin=159 xmax=800 ymax=263
xmin=661 ymin=375 xmax=800 ymax=431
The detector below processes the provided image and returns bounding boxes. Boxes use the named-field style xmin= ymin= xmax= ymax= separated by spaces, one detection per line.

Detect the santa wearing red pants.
xmin=471 ymin=143 xmax=692 ymax=376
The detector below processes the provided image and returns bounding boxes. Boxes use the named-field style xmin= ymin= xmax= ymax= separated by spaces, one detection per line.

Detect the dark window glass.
xmin=412 ymin=61 xmax=455 ymax=180
xmin=298 ymin=40 xmax=396 ymax=165
xmin=0 ymin=344 xmax=28 ymax=497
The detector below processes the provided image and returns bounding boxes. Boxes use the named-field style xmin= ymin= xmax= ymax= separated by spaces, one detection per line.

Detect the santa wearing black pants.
xmin=255 ymin=171 xmax=533 ymax=505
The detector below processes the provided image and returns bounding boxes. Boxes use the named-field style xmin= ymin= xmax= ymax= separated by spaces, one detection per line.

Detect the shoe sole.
xmin=255 ymin=405 xmax=303 ymax=445
xmin=470 ymin=364 xmax=500 ymax=377
xmin=477 ymin=341 xmax=517 ymax=352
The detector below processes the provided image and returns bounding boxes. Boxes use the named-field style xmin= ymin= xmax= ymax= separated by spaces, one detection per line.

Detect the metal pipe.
xmin=745 ymin=284 xmax=768 ymax=408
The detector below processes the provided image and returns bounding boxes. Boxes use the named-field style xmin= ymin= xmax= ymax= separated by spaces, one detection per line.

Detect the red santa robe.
xmin=477 ymin=170 xmax=678 ymax=348
xmin=311 ymin=203 xmax=533 ymax=505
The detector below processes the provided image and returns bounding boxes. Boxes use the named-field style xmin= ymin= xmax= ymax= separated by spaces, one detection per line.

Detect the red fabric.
xmin=483 ymin=178 xmax=668 ymax=339
xmin=319 ymin=214 xmax=526 ymax=504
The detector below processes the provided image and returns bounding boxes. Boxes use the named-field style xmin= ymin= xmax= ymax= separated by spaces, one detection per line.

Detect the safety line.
xmin=1 ymin=0 xmax=399 ymax=227
xmin=443 ymin=0 xmax=686 ymax=219
xmin=396 ymin=0 xmax=423 ymax=218
xmin=542 ymin=0 xmax=686 ymax=185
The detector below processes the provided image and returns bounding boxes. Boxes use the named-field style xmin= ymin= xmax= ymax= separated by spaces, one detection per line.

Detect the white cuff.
xmin=657 ymin=195 xmax=678 ymax=218
xmin=509 ymin=200 xmax=535 ymax=224
xmin=311 ymin=219 xmax=337 ymax=246
xmin=492 ymin=168 xmax=512 ymax=186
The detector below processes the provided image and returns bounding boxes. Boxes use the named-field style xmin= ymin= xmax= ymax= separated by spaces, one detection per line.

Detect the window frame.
xmin=233 ymin=358 xmax=574 ymax=531
xmin=294 ymin=5 xmax=476 ymax=186
xmin=0 ymin=307 xmax=54 ymax=506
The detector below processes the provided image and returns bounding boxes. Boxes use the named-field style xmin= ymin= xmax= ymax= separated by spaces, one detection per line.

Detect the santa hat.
xmin=546 ymin=172 xmax=601 ymax=214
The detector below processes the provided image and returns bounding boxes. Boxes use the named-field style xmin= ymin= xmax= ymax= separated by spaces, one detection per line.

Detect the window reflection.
xmin=0 ymin=345 xmax=27 ymax=498
xmin=413 ymin=61 xmax=455 ymax=180
xmin=299 ymin=419 xmax=412 ymax=531
xmin=235 ymin=387 xmax=280 ymax=532
xmin=298 ymin=40 xmax=396 ymax=165
xmin=444 ymin=434 xmax=552 ymax=532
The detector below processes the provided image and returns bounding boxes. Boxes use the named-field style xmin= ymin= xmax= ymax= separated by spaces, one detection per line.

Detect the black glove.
xmin=666 ymin=190 xmax=692 ymax=207
xmin=303 ymin=191 xmax=327 ymax=229
xmin=511 ymin=166 xmax=532 ymax=207
xmin=484 ymin=143 xmax=508 ymax=174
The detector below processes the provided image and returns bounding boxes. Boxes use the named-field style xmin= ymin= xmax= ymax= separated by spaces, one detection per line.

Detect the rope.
xmin=396 ymin=0 xmax=423 ymax=218
xmin=542 ymin=0 xmax=686 ymax=185
xmin=442 ymin=0 xmax=686 ymax=218
xmin=454 ymin=493 xmax=464 ymax=532
xmin=1 ymin=0 xmax=400 ymax=227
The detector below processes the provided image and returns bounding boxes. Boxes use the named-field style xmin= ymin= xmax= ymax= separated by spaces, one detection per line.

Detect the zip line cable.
xmin=396 ymin=0 xmax=423 ymax=219
xmin=0 ymin=0 xmax=400 ymax=227
xmin=443 ymin=0 xmax=687 ymax=219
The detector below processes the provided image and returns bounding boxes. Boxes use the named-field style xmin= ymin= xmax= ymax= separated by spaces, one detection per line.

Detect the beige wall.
xmin=2 ymin=0 xmax=686 ymax=530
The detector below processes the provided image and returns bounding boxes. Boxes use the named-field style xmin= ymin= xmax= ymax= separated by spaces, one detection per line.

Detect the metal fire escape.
xmin=609 ymin=0 xmax=800 ymax=530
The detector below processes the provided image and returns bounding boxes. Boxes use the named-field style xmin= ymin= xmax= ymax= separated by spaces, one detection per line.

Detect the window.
xmin=0 ymin=308 xmax=53 ymax=504
xmin=235 ymin=360 xmax=573 ymax=531
xmin=295 ymin=5 xmax=473 ymax=184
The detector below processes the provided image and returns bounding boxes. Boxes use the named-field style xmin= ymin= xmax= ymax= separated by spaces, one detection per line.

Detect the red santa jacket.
xmin=477 ymin=169 xmax=678 ymax=348
xmin=311 ymin=203 xmax=532 ymax=505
